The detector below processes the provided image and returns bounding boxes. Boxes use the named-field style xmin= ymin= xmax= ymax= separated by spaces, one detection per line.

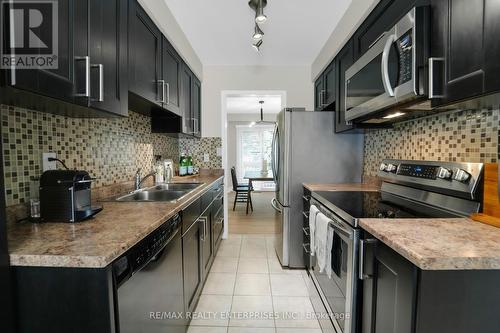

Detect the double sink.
xmin=109 ymin=183 xmax=203 ymax=202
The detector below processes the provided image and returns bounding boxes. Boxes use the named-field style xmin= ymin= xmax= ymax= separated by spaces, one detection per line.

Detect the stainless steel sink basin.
xmin=151 ymin=183 xmax=203 ymax=191
xmin=110 ymin=182 xmax=203 ymax=202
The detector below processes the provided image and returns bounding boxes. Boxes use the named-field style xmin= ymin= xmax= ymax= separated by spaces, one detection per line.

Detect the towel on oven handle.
xmin=315 ymin=212 xmax=332 ymax=273
xmin=309 ymin=205 xmax=320 ymax=256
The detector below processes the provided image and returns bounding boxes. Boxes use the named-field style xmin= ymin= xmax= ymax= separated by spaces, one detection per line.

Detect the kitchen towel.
xmin=315 ymin=212 xmax=332 ymax=273
xmin=309 ymin=205 xmax=320 ymax=256
xmin=326 ymin=225 xmax=335 ymax=278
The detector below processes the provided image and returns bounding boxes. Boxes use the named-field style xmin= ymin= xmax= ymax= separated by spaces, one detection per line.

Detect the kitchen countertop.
xmin=7 ymin=171 xmax=224 ymax=268
xmin=304 ymin=182 xmax=500 ymax=271
xmin=359 ymin=217 xmax=500 ymax=270
xmin=303 ymin=183 xmax=380 ymax=192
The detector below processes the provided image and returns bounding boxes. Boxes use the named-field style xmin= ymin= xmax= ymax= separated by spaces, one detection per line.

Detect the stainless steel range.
xmin=306 ymin=159 xmax=484 ymax=333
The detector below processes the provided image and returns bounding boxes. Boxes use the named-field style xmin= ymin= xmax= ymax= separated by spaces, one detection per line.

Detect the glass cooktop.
xmin=312 ymin=190 xmax=454 ymax=220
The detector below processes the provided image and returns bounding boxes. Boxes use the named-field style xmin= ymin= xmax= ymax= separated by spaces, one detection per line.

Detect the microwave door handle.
xmin=381 ymin=34 xmax=396 ymax=97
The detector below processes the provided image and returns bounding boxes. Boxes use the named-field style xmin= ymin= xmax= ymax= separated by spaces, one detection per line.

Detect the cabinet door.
xmin=128 ymin=0 xmax=162 ymax=105
xmin=323 ymin=62 xmax=336 ymax=107
xmin=181 ymin=66 xmax=193 ymax=134
xmin=430 ymin=0 xmax=486 ymax=106
xmin=182 ymin=220 xmax=203 ymax=314
xmin=335 ymin=41 xmax=355 ymax=133
xmin=162 ymin=38 xmax=182 ymax=116
xmin=192 ymin=77 xmax=201 ymax=137
xmin=362 ymin=242 xmax=417 ymax=333
xmin=314 ymin=76 xmax=324 ymax=111
xmin=484 ymin=0 xmax=500 ymax=94
xmin=201 ymin=209 xmax=213 ymax=279
xmin=82 ymin=0 xmax=127 ymax=116
xmin=4 ymin=0 xmax=75 ymax=102
xmin=352 ymin=0 xmax=417 ymax=60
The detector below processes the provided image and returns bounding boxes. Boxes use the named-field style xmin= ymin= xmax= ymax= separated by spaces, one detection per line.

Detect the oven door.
xmin=310 ymin=216 xmax=360 ymax=333
xmin=345 ymin=7 xmax=422 ymax=122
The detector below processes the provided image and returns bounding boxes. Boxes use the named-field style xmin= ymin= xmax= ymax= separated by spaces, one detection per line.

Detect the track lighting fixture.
xmin=253 ymin=24 xmax=264 ymax=40
xmin=252 ymin=39 xmax=263 ymax=52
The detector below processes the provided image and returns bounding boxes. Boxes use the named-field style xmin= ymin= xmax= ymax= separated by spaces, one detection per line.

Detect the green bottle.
xmin=187 ymin=154 xmax=193 ymax=175
xmin=179 ymin=153 xmax=187 ymax=176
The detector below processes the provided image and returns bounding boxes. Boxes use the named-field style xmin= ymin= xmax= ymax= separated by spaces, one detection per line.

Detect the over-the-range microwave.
xmin=345 ymin=7 xmax=430 ymax=124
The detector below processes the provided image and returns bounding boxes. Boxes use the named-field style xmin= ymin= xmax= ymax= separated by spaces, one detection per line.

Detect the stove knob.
xmin=437 ymin=167 xmax=452 ymax=180
xmin=379 ymin=163 xmax=388 ymax=172
xmin=386 ymin=164 xmax=398 ymax=173
xmin=453 ymin=169 xmax=471 ymax=183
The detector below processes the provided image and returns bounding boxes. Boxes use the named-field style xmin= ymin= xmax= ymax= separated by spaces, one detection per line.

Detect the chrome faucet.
xmin=134 ymin=168 xmax=157 ymax=191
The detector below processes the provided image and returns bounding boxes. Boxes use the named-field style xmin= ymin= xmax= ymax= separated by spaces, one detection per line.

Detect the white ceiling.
xmin=226 ymin=95 xmax=282 ymax=114
xmin=164 ymin=0 xmax=352 ymax=66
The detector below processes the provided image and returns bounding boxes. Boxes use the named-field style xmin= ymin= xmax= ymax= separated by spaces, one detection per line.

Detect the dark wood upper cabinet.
xmin=314 ymin=61 xmax=335 ymax=111
xmin=181 ymin=66 xmax=193 ymax=134
xmin=314 ymin=76 xmax=324 ymax=111
xmin=2 ymin=0 xmax=75 ymax=102
xmin=483 ymin=0 xmax=500 ymax=94
xmin=74 ymin=0 xmax=128 ymax=116
xmin=335 ymin=41 xmax=355 ymax=133
xmin=128 ymin=0 xmax=162 ymax=106
xmin=161 ymin=38 xmax=182 ymax=116
xmin=323 ymin=63 xmax=336 ymax=107
xmin=192 ymin=76 xmax=202 ymax=137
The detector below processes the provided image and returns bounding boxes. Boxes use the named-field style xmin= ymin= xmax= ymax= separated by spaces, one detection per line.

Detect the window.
xmin=236 ymin=124 xmax=275 ymax=191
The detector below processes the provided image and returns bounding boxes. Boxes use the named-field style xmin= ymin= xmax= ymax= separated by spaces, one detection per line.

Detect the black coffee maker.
xmin=39 ymin=170 xmax=102 ymax=222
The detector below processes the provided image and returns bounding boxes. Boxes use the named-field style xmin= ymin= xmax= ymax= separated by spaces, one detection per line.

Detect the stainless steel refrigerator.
xmin=270 ymin=109 xmax=364 ymax=268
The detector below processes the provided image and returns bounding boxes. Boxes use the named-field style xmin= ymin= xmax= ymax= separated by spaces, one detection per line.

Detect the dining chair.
xmin=231 ymin=167 xmax=253 ymax=214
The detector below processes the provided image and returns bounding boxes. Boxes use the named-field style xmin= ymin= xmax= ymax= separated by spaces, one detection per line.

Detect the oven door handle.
xmin=381 ymin=34 xmax=396 ymax=97
xmin=359 ymin=238 xmax=378 ymax=280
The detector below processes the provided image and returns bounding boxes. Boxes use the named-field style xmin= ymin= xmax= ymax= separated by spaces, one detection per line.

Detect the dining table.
xmin=243 ymin=170 xmax=274 ymax=189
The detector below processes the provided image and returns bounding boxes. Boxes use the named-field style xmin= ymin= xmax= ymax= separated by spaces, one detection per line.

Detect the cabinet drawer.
xmin=182 ymin=197 xmax=201 ymax=233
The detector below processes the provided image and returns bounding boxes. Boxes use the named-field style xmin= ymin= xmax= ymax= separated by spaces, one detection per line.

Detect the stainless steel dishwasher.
xmin=113 ymin=213 xmax=185 ymax=333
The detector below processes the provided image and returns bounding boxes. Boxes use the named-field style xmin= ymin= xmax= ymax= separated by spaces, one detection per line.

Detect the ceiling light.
xmin=252 ymin=39 xmax=263 ymax=52
xmin=253 ymin=24 xmax=264 ymax=40
xmin=255 ymin=5 xmax=267 ymax=23
xmin=383 ymin=112 xmax=405 ymax=119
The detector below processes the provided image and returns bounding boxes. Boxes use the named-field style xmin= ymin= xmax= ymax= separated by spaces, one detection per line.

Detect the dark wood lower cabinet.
xmin=182 ymin=216 xmax=204 ymax=314
xmin=362 ymin=237 xmax=500 ymax=333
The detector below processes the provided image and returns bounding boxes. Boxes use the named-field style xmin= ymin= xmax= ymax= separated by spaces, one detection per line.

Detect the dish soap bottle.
xmin=179 ymin=153 xmax=187 ymax=176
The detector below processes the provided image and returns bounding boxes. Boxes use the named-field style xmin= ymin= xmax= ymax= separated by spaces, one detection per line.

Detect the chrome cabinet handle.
xmin=75 ymin=56 xmax=90 ymax=97
xmin=158 ymin=79 xmax=166 ymax=103
xmin=91 ymin=64 xmax=104 ymax=102
xmin=302 ymin=243 xmax=311 ymax=254
xmin=320 ymin=90 xmax=327 ymax=106
xmin=271 ymin=198 xmax=282 ymax=214
xmin=381 ymin=34 xmax=396 ymax=97
xmin=193 ymin=118 xmax=199 ymax=134
xmin=198 ymin=217 xmax=207 ymax=241
xmin=166 ymin=82 xmax=170 ymax=104
xmin=359 ymin=239 xmax=378 ymax=280
xmin=428 ymin=57 xmax=444 ymax=99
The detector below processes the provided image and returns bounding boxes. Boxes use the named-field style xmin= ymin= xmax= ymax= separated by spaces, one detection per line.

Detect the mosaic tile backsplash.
xmin=363 ymin=108 xmax=499 ymax=178
xmin=1 ymin=104 xmax=222 ymax=206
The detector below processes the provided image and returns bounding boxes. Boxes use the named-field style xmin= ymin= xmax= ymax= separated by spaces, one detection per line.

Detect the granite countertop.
xmin=7 ymin=171 xmax=224 ymax=268
xmin=304 ymin=182 xmax=500 ymax=271
xmin=303 ymin=183 xmax=380 ymax=192
xmin=359 ymin=218 xmax=500 ymax=270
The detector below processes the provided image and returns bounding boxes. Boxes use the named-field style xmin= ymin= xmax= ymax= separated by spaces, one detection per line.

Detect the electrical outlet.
xmin=204 ymin=153 xmax=210 ymax=162
xmin=216 ymin=147 xmax=222 ymax=157
xmin=42 ymin=152 xmax=57 ymax=171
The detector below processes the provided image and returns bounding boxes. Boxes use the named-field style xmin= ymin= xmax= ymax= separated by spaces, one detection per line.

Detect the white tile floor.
xmin=187 ymin=234 xmax=323 ymax=333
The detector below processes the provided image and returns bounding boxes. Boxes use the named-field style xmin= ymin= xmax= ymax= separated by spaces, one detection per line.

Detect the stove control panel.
xmin=378 ymin=159 xmax=484 ymax=200
xmin=397 ymin=164 xmax=438 ymax=179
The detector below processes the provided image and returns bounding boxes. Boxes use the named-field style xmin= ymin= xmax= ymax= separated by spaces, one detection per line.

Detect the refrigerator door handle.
xmin=271 ymin=198 xmax=282 ymax=214
xmin=271 ymin=125 xmax=277 ymax=182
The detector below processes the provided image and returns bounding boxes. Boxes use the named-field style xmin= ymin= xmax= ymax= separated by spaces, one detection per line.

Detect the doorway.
xmin=221 ymin=91 xmax=286 ymax=236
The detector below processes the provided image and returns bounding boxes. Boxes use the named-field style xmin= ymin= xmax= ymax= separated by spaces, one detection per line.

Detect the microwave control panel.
xmin=397 ymin=32 xmax=413 ymax=85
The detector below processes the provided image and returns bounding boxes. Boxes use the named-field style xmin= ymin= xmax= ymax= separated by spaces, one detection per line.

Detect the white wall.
xmin=202 ymin=66 xmax=314 ymax=137
xmin=311 ymin=0 xmax=380 ymax=80
xmin=140 ymin=0 xmax=203 ymax=79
